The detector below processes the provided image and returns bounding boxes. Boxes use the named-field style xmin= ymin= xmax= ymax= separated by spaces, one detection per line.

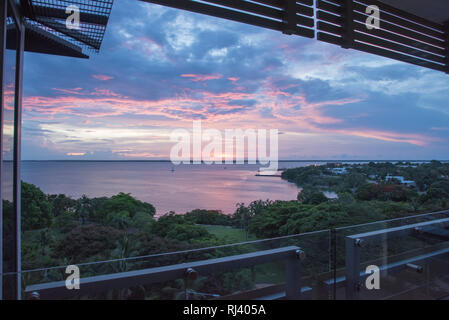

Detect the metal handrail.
xmin=20 ymin=209 xmax=449 ymax=275
xmin=345 ymin=217 xmax=449 ymax=299
xmin=25 ymin=246 xmax=305 ymax=300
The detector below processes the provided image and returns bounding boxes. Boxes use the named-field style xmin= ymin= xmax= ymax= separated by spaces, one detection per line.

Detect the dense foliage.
xmin=22 ymin=182 xmax=53 ymax=230
xmin=184 ymin=209 xmax=233 ymax=226
xmin=14 ymin=161 xmax=449 ymax=299
xmin=16 ymin=182 xmax=249 ymax=299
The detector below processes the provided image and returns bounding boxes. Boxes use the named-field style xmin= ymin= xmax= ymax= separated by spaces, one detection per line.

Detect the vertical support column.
xmin=0 ymin=0 xmax=7 ymax=301
xmin=345 ymin=237 xmax=361 ymax=300
xmin=380 ymin=232 xmax=388 ymax=278
xmin=282 ymin=0 xmax=297 ymax=35
xmin=13 ymin=17 xmax=24 ymax=301
xmin=331 ymin=228 xmax=337 ymax=300
xmin=341 ymin=0 xmax=355 ymax=49
xmin=444 ymin=22 xmax=449 ymax=74
xmin=285 ymin=249 xmax=303 ymax=299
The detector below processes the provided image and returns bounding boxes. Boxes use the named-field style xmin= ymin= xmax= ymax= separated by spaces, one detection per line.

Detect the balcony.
xmin=22 ymin=210 xmax=449 ymax=300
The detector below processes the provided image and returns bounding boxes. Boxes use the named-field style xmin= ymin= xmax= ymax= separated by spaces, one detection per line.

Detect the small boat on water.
xmin=170 ymin=167 xmax=175 ymax=172
xmin=255 ymin=168 xmax=282 ymax=177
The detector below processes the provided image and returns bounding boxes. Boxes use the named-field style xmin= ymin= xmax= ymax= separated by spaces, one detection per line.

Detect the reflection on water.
xmin=21 ymin=161 xmax=309 ymax=216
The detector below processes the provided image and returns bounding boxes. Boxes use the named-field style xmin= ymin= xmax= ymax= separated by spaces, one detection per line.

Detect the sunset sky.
xmin=21 ymin=0 xmax=449 ymax=161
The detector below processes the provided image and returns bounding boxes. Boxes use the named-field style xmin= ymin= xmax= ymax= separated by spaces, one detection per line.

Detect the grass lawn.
xmin=202 ymin=225 xmax=256 ymax=243
xmin=201 ymin=225 xmax=286 ymax=283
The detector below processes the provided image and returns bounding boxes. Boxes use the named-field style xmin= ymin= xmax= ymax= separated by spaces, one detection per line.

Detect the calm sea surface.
xmin=20 ymin=161 xmax=321 ymax=216
xmin=20 ymin=160 xmax=444 ymax=216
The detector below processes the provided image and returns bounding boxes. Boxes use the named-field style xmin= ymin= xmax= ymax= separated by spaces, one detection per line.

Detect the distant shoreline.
xmin=20 ymin=159 xmax=449 ymax=163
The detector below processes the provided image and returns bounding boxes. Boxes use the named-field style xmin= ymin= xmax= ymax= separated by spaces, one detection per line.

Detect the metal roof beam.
xmin=141 ymin=0 xmax=314 ymax=38
xmin=6 ymin=23 xmax=88 ymax=58
xmin=31 ymin=5 xmax=109 ymax=26
xmin=36 ymin=17 xmax=102 ymax=50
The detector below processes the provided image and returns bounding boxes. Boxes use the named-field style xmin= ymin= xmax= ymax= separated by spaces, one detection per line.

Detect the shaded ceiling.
xmin=379 ymin=0 xmax=449 ymax=24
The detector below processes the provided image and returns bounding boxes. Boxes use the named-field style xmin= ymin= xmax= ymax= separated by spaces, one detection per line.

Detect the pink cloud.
xmin=181 ymin=74 xmax=223 ymax=82
xmin=52 ymin=87 xmax=83 ymax=95
xmin=334 ymin=129 xmax=438 ymax=147
xmin=116 ymin=152 xmax=160 ymax=158
xmin=91 ymin=88 xmax=123 ymax=97
xmin=92 ymin=74 xmax=114 ymax=81
xmin=23 ymin=81 xmax=437 ymax=148
xmin=66 ymin=152 xmax=86 ymax=156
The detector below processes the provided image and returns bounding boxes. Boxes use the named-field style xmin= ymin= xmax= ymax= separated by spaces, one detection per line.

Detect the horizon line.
xmin=19 ymin=159 xmax=449 ymax=162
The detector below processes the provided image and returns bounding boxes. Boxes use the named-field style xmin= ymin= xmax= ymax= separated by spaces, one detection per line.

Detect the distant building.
xmin=386 ymin=175 xmax=416 ymax=187
xmin=326 ymin=162 xmax=343 ymax=168
xmin=331 ymin=167 xmax=348 ymax=175
xmin=397 ymin=164 xmax=418 ymax=168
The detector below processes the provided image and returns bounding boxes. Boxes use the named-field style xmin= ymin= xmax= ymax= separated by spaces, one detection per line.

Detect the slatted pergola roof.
xmin=5 ymin=0 xmax=449 ymax=70
xmin=7 ymin=0 xmax=114 ymax=58
xmin=141 ymin=0 xmax=449 ymax=74
xmin=316 ymin=0 xmax=449 ymax=73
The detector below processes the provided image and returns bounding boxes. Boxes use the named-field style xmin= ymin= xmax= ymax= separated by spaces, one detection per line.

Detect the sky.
xmin=20 ymin=0 xmax=449 ymax=161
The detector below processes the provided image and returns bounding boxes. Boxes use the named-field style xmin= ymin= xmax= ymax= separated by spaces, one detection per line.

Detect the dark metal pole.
xmin=13 ymin=16 xmax=25 ymax=301
xmin=0 ymin=0 xmax=7 ymax=301
xmin=282 ymin=0 xmax=297 ymax=35
xmin=285 ymin=250 xmax=303 ymax=299
xmin=342 ymin=0 xmax=355 ymax=49
xmin=345 ymin=237 xmax=361 ymax=300
xmin=444 ymin=22 xmax=449 ymax=74
xmin=331 ymin=228 xmax=337 ymax=300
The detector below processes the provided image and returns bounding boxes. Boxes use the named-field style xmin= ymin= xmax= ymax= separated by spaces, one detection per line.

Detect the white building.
xmin=386 ymin=175 xmax=416 ymax=187
xmin=331 ymin=168 xmax=348 ymax=175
